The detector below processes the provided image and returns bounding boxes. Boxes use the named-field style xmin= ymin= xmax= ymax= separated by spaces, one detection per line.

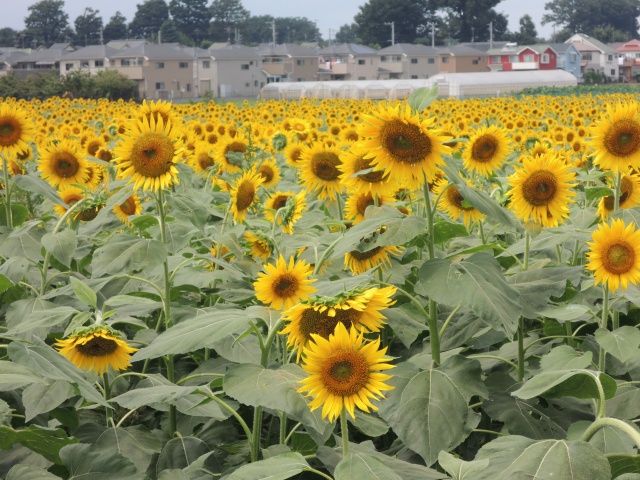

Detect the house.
xmin=202 ymin=45 xmax=265 ymax=98
xmin=565 ymin=33 xmax=619 ymax=81
xmin=614 ymin=39 xmax=640 ymax=82
xmin=487 ymin=43 xmax=558 ymax=72
xmin=12 ymin=43 xmax=76 ymax=79
xmin=376 ymin=43 xmax=439 ymax=79
xmin=257 ymin=43 xmax=319 ymax=83
xmin=60 ymin=45 xmax=117 ymax=76
xmin=317 ymin=43 xmax=379 ymax=81
xmin=437 ymin=44 xmax=488 ymax=73
xmin=549 ymin=43 xmax=581 ymax=81
xmin=0 ymin=48 xmax=29 ymax=77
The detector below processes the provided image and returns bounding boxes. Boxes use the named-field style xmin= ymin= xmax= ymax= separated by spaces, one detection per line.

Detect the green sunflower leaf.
xmin=226 ymin=452 xmax=309 ymax=480
xmin=407 ymin=85 xmax=438 ymax=113
xmin=0 ymin=424 xmax=78 ymax=465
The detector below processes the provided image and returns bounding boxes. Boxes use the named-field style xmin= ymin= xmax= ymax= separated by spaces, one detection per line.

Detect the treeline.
xmin=0 ymin=70 xmax=138 ymax=100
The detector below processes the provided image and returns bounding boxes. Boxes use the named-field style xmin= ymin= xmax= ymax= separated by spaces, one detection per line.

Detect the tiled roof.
xmin=110 ymin=43 xmax=193 ymax=60
xmin=318 ymin=43 xmax=378 ymax=56
xmin=377 ymin=43 xmax=439 ymax=55
xmin=62 ymin=45 xmax=118 ymax=60
xmin=257 ymin=43 xmax=319 ymax=57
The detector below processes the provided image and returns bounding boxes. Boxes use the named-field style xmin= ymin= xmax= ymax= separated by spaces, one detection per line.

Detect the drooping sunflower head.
xmin=462 ymin=124 xmax=511 ymax=176
xmin=506 ymin=151 xmax=577 ymax=228
xmin=344 ymin=245 xmax=403 ymax=275
xmin=229 ymin=167 xmax=264 ymax=223
xmin=299 ymin=142 xmax=344 ymax=201
xmin=244 ymin=230 xmax=273 ymax=260
xmin=344 ymin=191 xmax=394 ymax=225
xmin=213 ymin=133 xmax=248 ymax=174
xmin=0 ymin=103 xmax=35 ymax=157
xmin=590 ymin=102 xmax=640 ymax=172
xmin=55 ymin=325 xmax=137 ymax=375
xmin=189 ymin=140 xmax=217 ymax=174
xmin=433 ymin=178 xmax=485 ymax=227
xmin=113 ymin=193 xmax=143 ymax=225
xmin=597 ymin=172 xmax=640 ymax=220
xmin=114 ymin=115 xmax=184 ymax=192
xmin=338 ymin=144 xmax=397 ymax=197
xmin=253 ymin=255 xmax=317 ymax=310
xmin=297 ymin=321 xmax=394 ymax=422
xmin=586 ymin=218 xmax=640 ymax=292
xmin=39 ymin=139 xmax=90 ymax=188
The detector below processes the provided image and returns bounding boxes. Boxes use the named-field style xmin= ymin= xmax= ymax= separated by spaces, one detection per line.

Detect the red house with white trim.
xmin=487 ymin=43 xmax=558 ymax=71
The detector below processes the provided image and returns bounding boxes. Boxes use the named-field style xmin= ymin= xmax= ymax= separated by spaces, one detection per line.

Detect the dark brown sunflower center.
xmin=311 ymin=152 xmax=341 ymax=181
xmin=76 ymin=206 xmax=101 ymax=222
xmin=604 ymin=242 xmax=635 ymax=274
xmin=75 ymin=336 xmax=118 ymax=357
xmin=206 ymin=133 xmax=218 ymax=144
xmin=119 ymin=196 xmax=138 ymax=216
xmin=0 ymin=118 xmax=21 ymax=147
xmin=349 ymin=246 xmax=383 ymax=261
xmin=288 ymin=148 xmax=303 ymax=163
xmin=471 ymin=135 xmax=498 ymax=162
xmin=345 ymin=131 xmax=359 ymax=141
xmin=272 ymin=195 xmax=290 ymax=210
xmin=605 ymin=119 xmax=640 ymax=157
xmin=521 ymin=170 xmax=558 ymax=206
xmin=447 ymin=185 xmax=474 ymax=211
xmin=225 ymin=142 xmax=246 ymax=154
xmin=356 ymin=194 xmax=376 ymax=215
xmin=130 ymin=132 xmax=175 ymax=178
xmin=97 ymin=149 xmax=113 ymax=162
xmin=52 ymin=152 xmax=81 ymax=178
xmin=236 ymin=181 xmax=256 ymax=211
xmin=197 ymin=153 xmax=214 ymax=170
xmin=292 ymin=123 xmax=306 ymax=132
xmin=355 ymin=156 xmax=387 ymax=183
xmin=299 ymin=307 xmax=363 ymax=341
xmin=87 ymin=140 xmax=101 ymax=156
xmin=381 ymin=119 xmax=432 ymax=164
xmin=258 ymin=165 xmax=275 ymax=183
xmin=273 ymin=273 xmax=299 ymax=298
xmin=321 ymin=351 xmax=370 ymax=396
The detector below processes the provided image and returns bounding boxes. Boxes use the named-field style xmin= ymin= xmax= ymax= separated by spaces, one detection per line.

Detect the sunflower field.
xmin=0 ymin=88 xmax=639 ymax=479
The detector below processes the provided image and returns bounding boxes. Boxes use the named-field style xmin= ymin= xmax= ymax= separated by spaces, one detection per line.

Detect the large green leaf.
xmin=130 ymin=309 xmax=251 ymax=362
xmin=227 ymin=452 xmax=309 ymax=480
xmin=7 ymin=306 xmax=79 ymax=335
xmin=382 ymin=305 xmax=427 ymax=349
xmin=41 ymin=230 xmax=77 ymax=267
xmin=111 ymin=384 xmax=199 ymax=410
xmin=607 ymin=384 xmax=640 ymax=420
xmin=13 ymin=174 xmax=64 ymax=205
xmin=408 ymin=85 xmax=438 ymax=112
xmin=595 ymin=327 xmax=640 ymax=363
xmin=224 ymin=363 xmax=331 ymax=442
xmin=0 ymin=222 xmax=44 ymax=260
xmin=568 ymin=420 xmax=638 ymax=455
xmin=6 ymin=464 xmax=60 ymax=479
xmin=148 ymin=220 xmax=197 ymax=254
xmin=378 ymin=356 xmax=488 ymax=466
xmin=512 ymin=369 xmax=617 ymax=401
xmin=69 ymin=277 xmax=97 ymax=309
xmin=91 ymin=234 xmax=167 ymax=277
xmin=156 ymin=436 xmax=210 ymax=474
xmin=438 ymin=451 xmax=489 ymax=480
xmin=95 ymin=425 xmax=162 ymax=473
xmin=0 ymin=360 xmax=47 ymax=390
xmin=418 ymin=252 xmax=522 ymax=337
xmin=609 ymin=455 xmax=640 ymax=478
xmin=474 ymin=436 xmax=611 ymax=480
xmin=335 ymin=453 xmax=402 ymax=480
xmin=22 ymin=380 xmax=74 ymax=421
xmin=60 ymin=443 xmax=143 ymax=480
xmin=539 ymin=345 xmax=593 ymax=372
xmin=0 ymin=425 xmax=77 ymax=464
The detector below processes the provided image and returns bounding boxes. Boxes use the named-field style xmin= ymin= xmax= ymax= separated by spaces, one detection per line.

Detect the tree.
xmin=74 ymin=8 xmax=103 ymax=46
xmin=335 ymin=23 xmax=360 ymax=44
xmin=209 ymin=0 xmax=250 ymax=42
xmin=241 ymin=15 xmax=275 ymax=44
xmin=276 ymin=17 xmax=321 ymax=43
xmin=354 ymin=0 xmax=429 ymax=47
xmin=514 ymin=14 xmax=539 ymax=44
xmin=433 ymin=0 xmax=508 ymax=43
xmin=103 ymin=12 xmax=128 ymax=43
xmin=0 ymin=28 xmax=19 ymax=47
xmin=128 ymin=0 xmax=169 ymax=41
xmin=23 ymin=0 xmax=73 ymax=45
xmin=159 ymin=18 xmax=191 ymax=44
xmin=169 ymin=0 xmax=211 ymax=45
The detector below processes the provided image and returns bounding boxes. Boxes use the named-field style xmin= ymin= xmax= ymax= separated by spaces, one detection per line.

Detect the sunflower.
xmin=299 ymin=143 xmax=344 ymax=201
xmin=586 ymin=218 xmax=640 ymax=292
xmin=507 ymin=151 xmax=577 ymax=228
xmin=0 ymin=103 xmax=35 ymax=157
xmin=345 ymin=245 xmax=403 ymax=275
xmin=287 ymin=117 xmax=312 ymax=137
xmin=433 ymin=178 xmax=485 ymax=227
xmin=54 ymin=185 xmax=87 ymax=218
xmin=264 ymin=189 xmax=306 ymax=234
xmin=135 ymin=99 xmax=180 ymax=127
xmin=113 ymin=193 xmax=143 ymax=225
xmin=114 ymin=116 xmax=184 ymax=192
xmin=213 ymin=133 xmax=248 ymax=174
xmin=590 ymin=102 xmax=640 ymax=172
xmin=84 ymin=135 xmax=105 ymax=157
xmin=256 ymin=158 xmax=281 ymax=189
xmin=597 ymin=172 xmax=640 ymax=219
xmin=230 ymin=167 xmax=264 ymax=223
xmin=284 ymin=142 xmax=305 ymax=168
xmin=462 ymin=125 xmax=511 ymax=176
xmin=280 ymin=285 xmax=396 ymax=358
xmin=338 ymin=144 xmax=397 ymax=197
xmin=253 ymin=255 xmax=317 ymax=310
xmin=39 ymin=139 xmax=90 ymax=188
xmin=55 ymin=325 xmax=137 ymax=375
xmin=297 ymin=322 xmax=394 ymax=422
xmin=358 ymin=103 xmax=451 ymax=189
xmin=244 ymin=230 xmax=273 ymax=260
xmin=264 ymin=190 xmax=293 ymax=224
xmin=190 ymin=140 xmax=216 ymax=174
xmin=344 ymin=191 xmax=395 ymax=225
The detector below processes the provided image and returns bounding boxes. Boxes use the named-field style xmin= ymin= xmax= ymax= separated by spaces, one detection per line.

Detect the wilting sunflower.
xmin=113 ymin=193 xmax=143 ymax=225
xmin=507 ymin=151 xmax=577 ymax=228
xmin=39 ymin=139 xmax=90 ymax=188
xmin=462 ymin=125 xmax=511 ymax=176
xmin=230 ymin=167 xmax=264 ymax=223
xmin=344 ymin=191 xmax=394 ymax=225
xmin=344 ymin=244 xmax=403 ymax=275
xmin=281 ymin=285 xmax=396 ymax=358
xmin=55 ymin=325 xmax=137 ymax=375
xmin=338 ymin=145 xmax=397 ymax=197
xmin=264 ymin=190 xmax=293 ymax=223
xmin=244 ymin=230 xmax=273 ymax=260
xmin=256 ymin=158 xmax=281 ymax=189
xmin=297 ymin=322 xmax=394 ymax=422
xmin=433 ymin=178 xmax=485 ymax=227
xmin=590 ymin=102 xmax=640 ymax=172
xmin=114 ymin=116 xmax=184 ymax=192
xmin=597 ymin=172 xmax=640 ymax=219
xmin=299 ymin=143 xmax=344 ymax=201
xmin=54 ymin=185 xmax=87 ymax=218
xmin=358 ymin=103 xmax=451 ymax=189
xmin=253 ymin=255 xmax=316 ymax=310
xmin=0 ymin=103 xmax=35 ymax=157
xmin=586 ymin=218 xmax=640 ymax=292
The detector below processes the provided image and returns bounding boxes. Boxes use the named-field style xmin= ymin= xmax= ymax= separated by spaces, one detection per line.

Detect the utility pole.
xmin=489 ymin=21 xmax=493 ymax=49
xmin=384 ymin=22 xmax=395 ymax=46
xmin=429 ymin=22 xmax=435 ymax=48
xmin=471 ymin=26 xmax=475 ymax=43
xmin=271 ymin=20 xmax=276 ymax=46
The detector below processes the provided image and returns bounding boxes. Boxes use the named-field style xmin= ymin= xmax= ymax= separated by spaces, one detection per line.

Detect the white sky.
xmin=0 ymin=0 xmax=553 ymax=41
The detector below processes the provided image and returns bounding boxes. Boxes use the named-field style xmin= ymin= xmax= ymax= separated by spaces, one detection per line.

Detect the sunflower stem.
xmin=580 ymin=417 xmax=640 ymax=448
xmin=517 ymin=231 xmax=532 ymax=381
xmin=155 ymin=189 xmax=172 ymax=329
xmin=614 ymin=170 xmax=622 ymax=212
xmin=251 ymin=405 xmax=263 ymax=462
xmin=2 ymin=154 xmax=12 ymax=229
xmin=422 ymin=177 xmax=441 ymax=365
xmin=103 ymin=372 xmax=112 ymax=425
xmin=599 ymin=284 xmax=610 ymax=372
xmin=478 ymin=220 xmax=486 ymax=244
xmin=279 ymin=411 xmax=287 ymax=445
xmin=340 ymin=407 xmax=350 ymax=457
xmin=164 ymin=355 xmax=177 ymax=435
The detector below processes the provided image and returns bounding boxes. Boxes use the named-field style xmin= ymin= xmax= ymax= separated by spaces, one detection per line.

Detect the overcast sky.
xmin=0 ymin=0 xmax=554 ymax=41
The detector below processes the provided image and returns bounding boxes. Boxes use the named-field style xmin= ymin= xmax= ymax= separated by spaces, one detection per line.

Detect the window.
xmin=611 ymin=69 xmax=616 ymax=75
xmin=570 ymin=53 xmax=577 ymax=62
xmin=428 ymin=58 xmax=435 ymax=64
xmin=202 ymin=60 xmax=210 ymax=69
xmin=410 ymin=58 xmax=418 ymax=64
xmin=297 ymin=77 xmax=304 ymax=81
xmin=358 ymin=76 xmax=366 ymax=80
xmin=241 ymin=64 xmax=249 ymax=70
xmin=155 ymin=62 xmax=164 ymax=69
xmin=358 ymin=59 xmax=365 ymax=65
xmin=472 ymin=59 xmax=479 ymax=65
xmin=442 ymin=56 xmax=449 ymax=63
xmin=380 ymin=55 xmax=387 ymax=62
xmin=411 ymin=74 xmax=418 ymax=79
xmin=254 ymin=80 xmax=258 ymax=86
xmin=491 ymin=55 xmax=500 ymax=63
xmin=245 ymin=82 xmax=250 ymax=87
xmin=523 ymin=54 xmax=534 ymax=62
xmin=121 ymin=59 xmax=130 ymax=66
xmin=636 ymin=53 xmax=640 ymax=59
xmin=541 ymin=53 xmax=549 ymax=64
xmin=607 ymin=54 xmax=613 ymax=62
xmin=296 ymin=59 xmax=304 ymax=65
xmin=582 ymin=53 xmax=592 ymax=61
xmin=95 ymin=60 xmax=103 ymax=67
xmin=155 ymin=82 xmax=165 ymax=89
xmin=65 ymin=63 xmax=73 ymax=71
xmin=179 ymin=61 xmax=188 ymax=68
xmin=186 ymin=83 xmax=191 ymax=92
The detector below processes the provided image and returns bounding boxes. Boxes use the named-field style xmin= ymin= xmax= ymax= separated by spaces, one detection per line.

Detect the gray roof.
xmin=62 ymin=45 xmax=118 ymax=60
xmin=209 ymin=45 xmax=260 ymax=60
xmin=318 ymin=43 xmax=378 ymax=56
xmin=0 ymin=50 xmax=28 ymax=65
xmin=106 ymin=39 xmax=147 ymax=50
xmin=567 ymin=33 xmax=618 ymax=54
xmin=258 ymin=43 xmax=320 ymax=57
xmin=458 ymin=41 xmax=510 ymax=52
xmin=377 ymin=43 xmax=439 ymax=55
xmin=15 ymin=45 xmax=74 ymax=64
xmin=110 ymin=43 xmax=193 ymax=60
xmin=438 ymin=44 xmax=488 ymax=56
xmin=547 ymin=43 xmax=576 ymax=53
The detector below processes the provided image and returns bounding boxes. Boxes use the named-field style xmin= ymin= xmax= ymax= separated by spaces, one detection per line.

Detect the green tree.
xmin=23 ymin=0 xmax=73 ymax=45
xmin=209 ymin=0 xmax=250 ymax=42
xmin=335 ymin=23 xmax=360 ymax=44
xmin=241 ymin=15 xmax=275 ymax=44
xmin=514 ymin=14 xmax=539 ymax=44
xmin=434 ymin=0 xmax=508 ymax=43
xmin=277 ymin=17 xmax=321 ymax=43
xmin=159 ymin=18 xmax=191 ymax=44
xmin=354 ymin=0 xmax=429 ymax=46
xmin=74 ymin=7 xmax=103 ymax=46
xmin=169 ymin=0 xmax=211 ymax=45
xmin=128 ymin=0 xmax=169 ymax=41
xmin=103 ymin=11 xmax=128 ymax=43
xmin=0 ymin=28 xmax=19 ymax=47
xmin=92 ymin=70 xmax=138 ymax=100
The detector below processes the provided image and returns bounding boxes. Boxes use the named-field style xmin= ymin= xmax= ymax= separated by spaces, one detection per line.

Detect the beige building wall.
xmin=142 ymin=59 xmax=195 ymax=100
